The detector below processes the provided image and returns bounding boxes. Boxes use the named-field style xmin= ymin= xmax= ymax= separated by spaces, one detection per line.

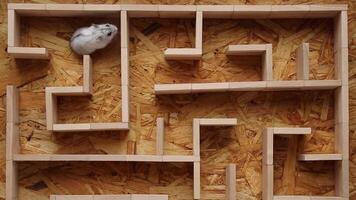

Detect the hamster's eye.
xmin=107 ymin=32 xmax=112 ymax=36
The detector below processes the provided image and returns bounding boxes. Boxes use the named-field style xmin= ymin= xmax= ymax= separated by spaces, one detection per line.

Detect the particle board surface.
xmin=0 ymin=1 xmax=355 ymax=200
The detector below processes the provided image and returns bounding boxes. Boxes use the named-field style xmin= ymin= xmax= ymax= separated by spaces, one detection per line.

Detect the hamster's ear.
xmin=92 ymin=24 xmax=99 ymax=28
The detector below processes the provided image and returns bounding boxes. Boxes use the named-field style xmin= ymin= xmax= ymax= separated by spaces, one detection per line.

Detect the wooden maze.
xmin=5 ymin=3 xmax=349 ymax=200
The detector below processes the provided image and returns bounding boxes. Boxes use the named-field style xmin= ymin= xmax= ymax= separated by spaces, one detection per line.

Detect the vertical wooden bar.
xmin=334 ymin=11 xmax=349 ymax=199
xmin=45 ymin=90 xmax=57 ymax=130
xmin=262 ymin=165 xmax=273 ymax=200
xmin=226 ymin=164 xmax=236 ymax=200
xmin=262 ymin=44 xmax=273 ymax=81
xmin=121 ymin=10 xmax=130 ymax=123
xmin=7 ymin=9 xmax=20 ymax=47
xmin=121 ymin=85 xmax=129 ymax=123
xmin=156 ymin=117 xmax=164 ymax=155
xmin=120 ymin=10 xmax=129 ymax=49
xmin=6 ymin=85 xmax=19 ymax=124
xmin=6 ymin=86 xmax=19 ymax=200
xmin=296 ymin=43 xmax=309 ymax=80
xmin=263 ymin=128 xmax=274 ymax=165
xmin=194 ymin=161 xmax=200 ymax=199
xmin=83 ymin=55 xmax=93 ymax=93
xmin=6 ymin=86 xmax=20 ymax=161
xmin=6 ymin=160 xmax=18 ymax=200
xmin=195 ymin=11 xmax=203 ymax=49
xmin=193 ymin=119 xmax=200 ymax=157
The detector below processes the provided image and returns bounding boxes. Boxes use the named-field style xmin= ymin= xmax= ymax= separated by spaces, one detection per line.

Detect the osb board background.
xmin=0 ymin=0 xmax=355 ymax=200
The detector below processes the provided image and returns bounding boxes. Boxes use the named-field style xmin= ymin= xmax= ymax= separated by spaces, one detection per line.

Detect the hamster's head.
xmin=92 ymin=23 xmax=118 ymax=43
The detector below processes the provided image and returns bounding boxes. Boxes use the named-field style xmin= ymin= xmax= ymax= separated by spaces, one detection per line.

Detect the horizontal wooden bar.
xmin=154 ymin=80 xmax=342 ymax=94
xmin=164 ymin=48 xmax=202 ymax=60
xmin=227 ymin=44 xmax=269 ymax=55
xmin=7 ymin=47 xmax=49 ymax=59
xmin=198 ymin=118 xmax=237 ymax=126
xmin=298 ymin=154 xmax=343 ymax=161
xmin=52 ymin=123 xmax=129 ymax=132
xmin=13 ymin=154 xmax=197 ymax=162
xmin=272 ymin=127 xmax=311 ymax=135
xmin=46 ymin=86 xmax=88 ymax=96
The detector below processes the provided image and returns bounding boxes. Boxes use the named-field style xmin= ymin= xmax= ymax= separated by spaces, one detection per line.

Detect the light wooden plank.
xmin=225 ymin=164 xmax=236 ymax=200
xmin=6 ymin=161 xmax=18 ymax=200
xmin=83 ymin=55 xmax=93 ymax=93
xmin=7 ymin=47 xmax=49 ymax=59
xmin=272 ymin=127 xmax=311 ymax=135
xmin=298 ymin=154 xmax=342 ymax=161
xmin=194 ymin=162 xmax=200 ymax=200
xmin=195 ymin=11 xmax=203 ymax=49
xmin=198 ymin=118 xmax=237 ymax=126
xmin=191 ymin=83 xmax=229 ymax=93
xmin=263 ymin=128 xmax=274 ymax=165
xmin=7 ymin=10 xmax=20 ymax=47
xmin=154 ymin=84 xmax=192 ymax=94
xmin=164 ymin=48 xmax=202 ymax=60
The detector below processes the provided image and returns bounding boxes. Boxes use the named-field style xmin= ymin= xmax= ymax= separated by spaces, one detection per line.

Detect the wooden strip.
xmin=263 ymin=128 xmax=274 ymax=165
xmin=90 ymin=122 xmax=129 ymax=131
xmin=83 ymin=55 xmax=93 ymax=93
xmin=6 ymin=160 xmax=18 ymax=200
xmin=7 ymin=10 xmax=20 ymax=47
xmin=156 ymin=118 xmax=164 ymax=155
xmin=52 ymin=123 xmax=91 ymax=132
xmin=154 ymin=84 xmax=192 ymax=94
xmin=296 ymin=43 xmax=309 ymax=80
xmin=263 ymin=165 xmax=273 ymax=200
xmin=266 ymin=80 xmax=304 ymax=91
xmin=121 ymin=47 xmax=129 ymax=86
xmin=45 ymin=89 xmax=57 ymax=130
xmin=198 ymin=118 xmax=237 ymax=126
xmin=335 ymin=122 xmax=349 ymax=160
xmin=195 ymin=11 xmax=203 ymax=49
xmin=298 ymin=154 xmax=342 ymax=161
xmin=193 ymin=119 xmax=200 ymax=157
xmin=272 ymin=127 xmax=311 ymax=135
xmin=229 ymin=81 xmax=267 ymax=91
xmin=263 ymin=44 xmax=273 ymax=81
xmin=7 ymin=47 xmax=49 ymax=59
xmin=121 ymin=85 xmax=129 ymax=122
xmin=227 ymin=44 xmax=267 ymax=55
xmin=120 ymin=11 xmax=129 ymax=48
xmin=194 ymin=162 xmax=200 ymax=199
xmin=6 ymin=123 xmax=19 ymax=161
xmin=164 ymin=48 xmax=202 ymax=60
xmin=6 ymin=86 xmax=19 ymax=123
xmin=334 ymin=86 xmax=349 ymax=124
xmin=191 ymin=83 xmax=229 ymax=93
xmin=303 ymin=80 xmax=341 ymax=90
xmin=46 ymin=86 xmax=85 ymax=96
xmin=226 ymin=164 xmax=236 ymax=200
xmin=335 ymin=159 xmax=349 ymax=198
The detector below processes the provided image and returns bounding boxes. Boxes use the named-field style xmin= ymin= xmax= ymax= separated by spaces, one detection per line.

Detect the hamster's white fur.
xmin=70 ymin=23 xmax=118 ymax=55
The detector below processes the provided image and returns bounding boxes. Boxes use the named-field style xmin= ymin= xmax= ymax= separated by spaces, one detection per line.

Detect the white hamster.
xmin=70 ymin=23 xmax=118 ymax=55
